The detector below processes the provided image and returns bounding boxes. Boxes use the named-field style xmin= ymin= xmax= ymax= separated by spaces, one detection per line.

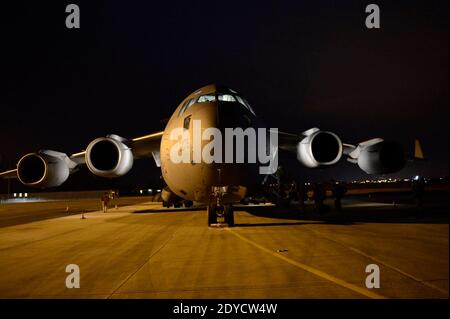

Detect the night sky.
xmin=1 ymin=0 xmax=448 ymax=191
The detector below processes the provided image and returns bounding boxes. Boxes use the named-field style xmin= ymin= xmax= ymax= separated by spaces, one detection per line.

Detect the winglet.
xmin=414 ymin=138 xmax=425 ymax=160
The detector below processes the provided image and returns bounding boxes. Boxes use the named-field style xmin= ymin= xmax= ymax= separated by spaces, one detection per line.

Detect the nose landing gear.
xmin=207 ymin=204 xmax=234 ymax=227
xmin=207 ymin=187 xmax=235 ymax=227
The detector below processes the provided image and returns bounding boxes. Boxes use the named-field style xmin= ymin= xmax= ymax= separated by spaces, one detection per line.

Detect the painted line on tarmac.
xmin=303 ymin=226 xmax=449 ymax=296
xmin=225 ymin=228 xmax=386 ymax=299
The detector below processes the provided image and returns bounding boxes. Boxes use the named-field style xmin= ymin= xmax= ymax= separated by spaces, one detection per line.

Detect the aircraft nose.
xmin=217 ymin=102 xmax=253 ymax=129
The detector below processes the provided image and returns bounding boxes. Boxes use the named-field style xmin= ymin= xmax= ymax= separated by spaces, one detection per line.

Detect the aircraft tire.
xmin=225 ymin=205 xmax=234 ymax=227
xmin=207 ymin=204 xmax=217 ymax=226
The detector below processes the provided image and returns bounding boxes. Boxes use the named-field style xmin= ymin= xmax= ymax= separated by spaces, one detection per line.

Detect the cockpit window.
xmin=197 ymin=94 xmax=216 ymax=103
xmin=218 ymin=94 xmax=236 ymax=102
xmin=178 ymin=91 xmax=256 ymax=117
xmin=178 ymin=98 xmax=196 ymax=117
xmin=235 ymin=95 xmax=256 ymax=115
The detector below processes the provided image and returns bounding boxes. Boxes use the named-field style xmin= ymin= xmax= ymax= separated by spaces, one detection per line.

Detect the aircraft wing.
xmin=67 ymin=131 xmax=164 ymax=165
xmin=275 ymin=128 xmax=406 ymax=174
xmin=0 ymin=131 xmax=164 ymax=186
xmin=129 ymin=131 xmax=164 ymax=165
xmin=0 ymin=169 xmax=18 ymax=179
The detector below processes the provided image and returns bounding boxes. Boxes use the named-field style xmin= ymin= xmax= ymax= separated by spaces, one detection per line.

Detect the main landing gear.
xmin=207 ymin=187 xmax=234 ymax=227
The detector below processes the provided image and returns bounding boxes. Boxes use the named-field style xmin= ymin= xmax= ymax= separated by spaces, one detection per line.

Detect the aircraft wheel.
xmin=207 ymin=203 xmax=217 ymax=226
xmin=224 ymin=205 xmax=235 ymax=227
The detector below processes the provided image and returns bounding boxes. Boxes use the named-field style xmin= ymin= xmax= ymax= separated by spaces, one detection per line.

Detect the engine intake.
xmin=17 ymin=151 xmax=70 ymax=188
xmin=297 ymin=130 xmax=343 ymax=168
xmin=85 ymin=135 xmax=133 ymax=178
xmin=357 ymin=140 xmax=405 ymax=174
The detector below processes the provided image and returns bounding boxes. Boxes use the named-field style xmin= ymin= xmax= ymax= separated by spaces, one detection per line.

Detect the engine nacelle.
xmin=17 ymin=150 xmax=70 ymax=188
xmin=297 ymin=129 xmax=343 ymax=168
xmin=85 ymin=134 xmax=133 ymax=178
xmin=357 ymin=140 xmax=405 ymax=174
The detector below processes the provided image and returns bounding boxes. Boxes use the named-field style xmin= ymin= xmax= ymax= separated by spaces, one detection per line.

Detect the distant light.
xmin=13 ymin=193 xmax=17 ymax=198
xmin=24 ymin=193 xmax=28 ymax=198
xmin=414 ymin=175 xmax=420 ymax=181
xmin=148 ymin=189 xmax=152 ymax=193
xmin=19 ymin=193 xmax=23 ymax=198
xmin=156 ymin=189 xmax=161 ymax=193
xmin=139 ymin=190 xmax=143 ymax=194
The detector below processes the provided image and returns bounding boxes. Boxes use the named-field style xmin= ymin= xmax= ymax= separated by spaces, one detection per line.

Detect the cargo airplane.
xmin=0 ymin=85 xmax=407 ymax=226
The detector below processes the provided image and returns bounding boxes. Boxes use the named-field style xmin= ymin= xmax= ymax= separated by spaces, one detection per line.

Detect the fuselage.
xmin=160 ymin=85 xmax=266 ymax=204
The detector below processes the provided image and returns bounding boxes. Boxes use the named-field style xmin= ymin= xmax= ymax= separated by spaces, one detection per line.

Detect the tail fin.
xmin=414 ymin=139 xmax=425 ymax=160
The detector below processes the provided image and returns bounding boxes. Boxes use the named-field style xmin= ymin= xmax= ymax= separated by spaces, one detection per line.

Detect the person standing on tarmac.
xmin=101 ymin=192 xmax=110 ymax=213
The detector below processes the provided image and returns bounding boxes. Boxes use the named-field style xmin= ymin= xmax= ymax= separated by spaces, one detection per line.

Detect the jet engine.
xmin=296 ymin=129 xmax=343 ymax=168
xmin=17 ymin=150 xmax=71 ymax=188
xmin=85 ymin=134 xmax=134 ymax=178
xmin=356 ymin=140 xmax=405 ymax=174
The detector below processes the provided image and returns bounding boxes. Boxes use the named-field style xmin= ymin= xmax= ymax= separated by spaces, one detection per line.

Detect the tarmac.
xmin=0 ymin=194 xmax=448 ymax=299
